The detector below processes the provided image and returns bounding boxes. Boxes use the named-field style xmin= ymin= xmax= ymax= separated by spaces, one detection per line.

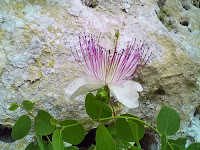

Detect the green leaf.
xmin=60 ymin=119 xmax=85 ymax=145
xmin=161 ymin=134 xmax=167 ymax=150
xmin=96 ymin=124 xmax=117 ymax=150
xmin=36 ymin=134 xmax=45 ymax=150
xmin=50 ymin=118 xmax=58 ymax=125
xmin=25 ymin=142 xmax=40 ymax=150
xmin=11 ymin=115 xmax=31 ymax=140
xmin=88 ymin=145 xmax=95 ymax=150
xmin=121 ymin=140 xmax=132 ymax=149
xmin=107 ymin=125 xmax=116 ymax=136
xmin=9 ymin=103 xmax=18 ymax=111
xmin=36 ymin=135 xmax=54 ymax=150
xmin=107 ymin=125 xmax=133 ymax=149
xmin=121 ymin=114 xmax=145 ymax=140
xmin=52 ymin=129 xmax=64 ymax=150
xmin=116 ymin=118 xmax=134 ymax=142
xmin=130 ymin=146 xmax=143 ymax=150
xmin=156 ymin=106 xmax=180 ymax=135
xmin=167 ymin=137 xmax=187 ymax=150
xmin=128 ymin=120 xmax=140 ymax=148
xmin=64 ymin=146 xmax=79 ymax=150
xmin=186 ymin=143 xmax=200 ymax=150
xmin=170 ymin=144 xmax=180 ymax=150
xmin=85 ymin=93 xmax=112 ymax=121
xmin=44 ymin=142 xmax=54 ymax=150
xmin=34 ymin=110 xmax=55 ymax=135
xmin=115 ymin=138 xmax=125 ymax=148
xmin=23 ymin=100 xmax=34 ymax=111
xmin=116 ymin=114 xmax=145 ymax=142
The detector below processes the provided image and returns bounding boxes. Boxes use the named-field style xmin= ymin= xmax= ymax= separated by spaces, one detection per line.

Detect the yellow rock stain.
xmin=56 ymin=100 xmax=60 ymax=105
xmin=71 ymin=67 xmax=76 ymax=71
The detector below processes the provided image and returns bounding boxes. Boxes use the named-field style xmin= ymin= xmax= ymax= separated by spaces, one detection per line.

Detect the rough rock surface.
xmin=0 ymin=0 xmax=199 ymax=149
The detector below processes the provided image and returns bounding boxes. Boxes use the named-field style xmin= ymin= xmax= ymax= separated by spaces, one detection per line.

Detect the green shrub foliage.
xmin=10 ymin=93 xmax=199 ymax=150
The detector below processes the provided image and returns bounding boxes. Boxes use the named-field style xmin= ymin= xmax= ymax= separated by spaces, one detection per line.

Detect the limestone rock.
xmin=0 ymin=0 xmax=199 ymax=149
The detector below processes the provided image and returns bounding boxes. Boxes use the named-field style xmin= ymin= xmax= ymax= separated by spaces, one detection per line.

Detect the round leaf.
xmin=50 ymin=118 xmax=58 ymax=125
xmin=116 ymin=118 xmax=135 ymax=142
xmin=186 ymin=143 xmax=200 ymax=150
xmin=170 ymin=144 xmax=180 ymax=150
xmin=60 ymin=119 xmax=85 ymax=145
xmin=96 ymin=125 xmax=117 ymax=150
xmin=121 ymin=114 xmax=145 ymax=140
xmin=23 ymin=100 xmax=34 ymax=111
xmin=9 ymin=103 xmax=18 ymax=111
xmin=85 ymin=93 xmax=112 ymax=120
xmin=34 ymin=110 xmax=55 ymax=135
xmin=11 ymin=115 xmax=31 ymax=140
xmin=25 ymin=142 xmax=40 ymax=150
xmin=116 ymin=114 xmax=145 ymax=142
xmin=156 ymin=106 xmax=180 ymax=135
xmin=167 ymin=137 xmax=187 ymax=150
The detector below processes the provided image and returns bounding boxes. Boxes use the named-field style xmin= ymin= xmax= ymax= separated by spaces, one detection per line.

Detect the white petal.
xmin=65 ymin=77 xmax=104 ymax=99
xmin=108 ymin=80 xmax=143 ymax=108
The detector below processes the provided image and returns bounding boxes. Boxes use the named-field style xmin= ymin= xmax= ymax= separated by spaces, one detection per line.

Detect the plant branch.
xmin=46 ymin=135 xmax=52 ymax=145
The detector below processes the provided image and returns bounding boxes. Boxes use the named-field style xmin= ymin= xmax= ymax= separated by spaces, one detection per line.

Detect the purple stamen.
xmin=72 ymin=34 xmax=151 ymax=84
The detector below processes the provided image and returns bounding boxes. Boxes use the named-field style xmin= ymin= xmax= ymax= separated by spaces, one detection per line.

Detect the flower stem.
xmin=46 ymin=135 xmax=52 ymax=145
xmin=97 ymin=102 xmax=102 ymax=122
xmin=58 ymin=114 xmax=176 ymax=149
xmin=59 ymin=115 xmax=159 ymax=134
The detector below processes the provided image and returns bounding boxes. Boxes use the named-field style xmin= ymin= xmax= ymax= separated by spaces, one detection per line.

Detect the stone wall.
xmin=0 ymin=0 xmax=199 ymax=149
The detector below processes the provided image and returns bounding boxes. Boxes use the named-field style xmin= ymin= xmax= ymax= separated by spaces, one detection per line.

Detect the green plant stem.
xmin=46 ymin=135 xmax=52 ymax=145
xmin=60 ymin=116 xmax=159 ymax=134
xmin=116 ymin=116 xmax=159 ymax=133
xmin=136 ymin=140 xmax=141 ymax=149
xmin=60 ymin=115 xmax=174 ymax=149
xmin=97 ymin=102 xmax=102 ymax=122
xmin=27 ymin=111 xmax=35 ymax=118
xmin=167 ymin=140 xmax=174 ymax=150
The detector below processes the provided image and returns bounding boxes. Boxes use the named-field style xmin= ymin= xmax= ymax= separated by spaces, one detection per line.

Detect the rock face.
xmin=0 ymin=0 xmax=199 ymax=149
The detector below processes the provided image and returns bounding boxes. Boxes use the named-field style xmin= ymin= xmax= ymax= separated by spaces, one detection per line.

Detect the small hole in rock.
xmin=183 ymin=5 xmax=190 ymax=10
xmin=180 ymin=21 xmax=189 ymax=26
xmin=157 ymin=0 xmax=167 ymax=8
xmin=194 ymin=104 xmax=200 ymax=117
xmin=192 ymin=0 xmax=200 ymax=8
xmin=121 ymin=9 xmax=127 ymax=13
xmin=0 ymin=124 xmax=15 ymax=143
xmin=75 ymin=128 xmax=96 ymax=150
xmin=139 ymin=129 xmax=158 ymax=150
xmin=181 ymin=1 xmax=190 ymax=10
xmin=154 ymin=89 xmax=166 ymax=95
xmin=82 ymin=0 xmax=98 ymax=8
